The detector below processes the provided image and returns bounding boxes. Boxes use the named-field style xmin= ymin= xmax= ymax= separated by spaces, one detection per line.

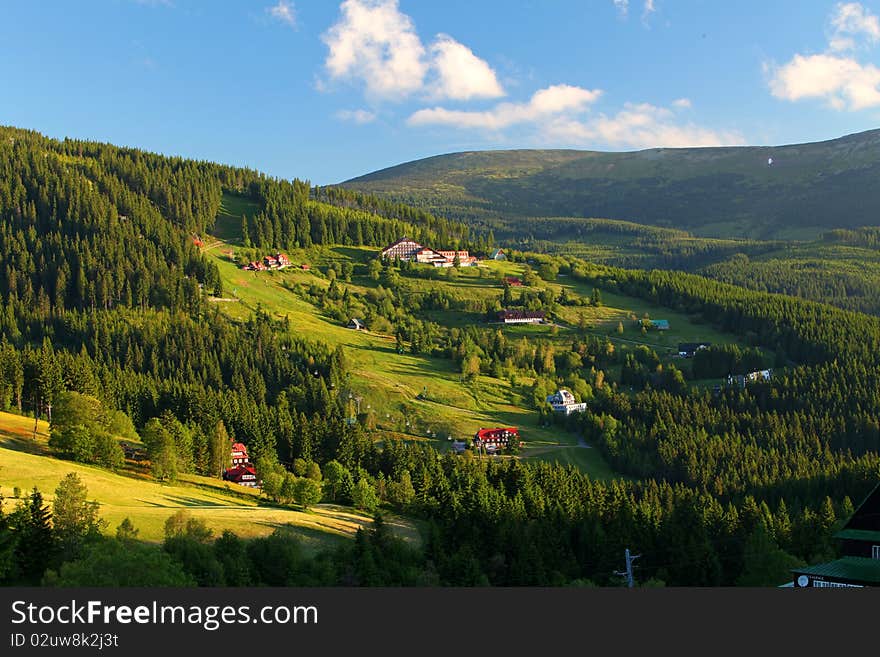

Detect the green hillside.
xmin=200 ymin=198 xmax=756 ymax=479
xmin=340 ymin=128 xmax=880 ymax=240
xmin=0 ymin=411 xmax=415 ymax=549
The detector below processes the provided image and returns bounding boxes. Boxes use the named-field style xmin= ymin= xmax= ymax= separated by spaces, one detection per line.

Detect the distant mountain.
xmin=341 ymin=129 xmax=880 ymax=240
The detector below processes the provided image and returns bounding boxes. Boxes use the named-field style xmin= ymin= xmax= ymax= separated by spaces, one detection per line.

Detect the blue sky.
xmin=3 ymin=1 xmax=880 ymax=184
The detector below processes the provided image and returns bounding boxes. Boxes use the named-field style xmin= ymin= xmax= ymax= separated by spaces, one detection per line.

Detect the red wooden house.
xmin=225 ymin=441 xmax=259 ymax=487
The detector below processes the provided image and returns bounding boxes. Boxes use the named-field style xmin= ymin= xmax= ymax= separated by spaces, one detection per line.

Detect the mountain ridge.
xmin=341 ymin=128 xmax=880 ymax=240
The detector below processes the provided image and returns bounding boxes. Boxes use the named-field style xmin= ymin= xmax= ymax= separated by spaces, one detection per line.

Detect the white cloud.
xmin=268 ymin=1 xmax=297 ymax=28
xmin=768 ymin=3 xmax=880 ymax=110
xmin=408 ymin=84 xmax=601 ymax=130
xmin=336 ymin=109 xmax=378 ymax=124
xmin=409 ymin=90 xmax=742 ymax=150
xmin=829 ymin=2 xmax=880 ymax=51
xmin=672 ymin=97 xmax=692 ymax=109
xmin=615 ymin=0 xmax=656 ymax=22
xmin=322 ymin=0 xmax=428 ymax=99
xmin=543 ymin=103 xmax=745 ymax=149
xmin=429 ymin=34 xmax=505 ymax=100
xmin=321 ymin=0 xmax=503 ymax=102
xmin=769 ymin=53 xmax=880 ymax=110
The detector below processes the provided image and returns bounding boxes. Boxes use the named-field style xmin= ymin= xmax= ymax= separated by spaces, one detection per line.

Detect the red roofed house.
xmin=504 ymin=276 xmax=523 ymax=287
xmin=224 ymin=441 xmax=259 ymax=487
xmin=264 ymin=255 xmax=279 ymax=268
xmin=231 ymin=442 xmax=249 ymax=465
xmin=473 ymin=427 xmax=521 ymax=453
xmin=276 ymin=253 xmax=291 ymax=267
xmin=224 ymin=464 xmax=258 ymax=487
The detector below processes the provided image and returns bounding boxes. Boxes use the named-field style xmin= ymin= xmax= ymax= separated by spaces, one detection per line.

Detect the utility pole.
xmin=615 ymin=548 xmax=641 ymax=588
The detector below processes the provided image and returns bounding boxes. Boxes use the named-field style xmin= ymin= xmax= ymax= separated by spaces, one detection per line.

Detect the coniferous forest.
xmin=0 ymin=126 xmax=878 ymax=588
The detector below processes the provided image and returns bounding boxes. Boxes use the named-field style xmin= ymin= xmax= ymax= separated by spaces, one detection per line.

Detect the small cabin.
xmin=347 ymin=318 xmax=365 ymax=331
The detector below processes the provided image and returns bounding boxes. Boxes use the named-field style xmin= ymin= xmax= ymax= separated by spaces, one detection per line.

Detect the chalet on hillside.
xmin=223 ymin=464 xmax=258 ymax=488
xmin=497 ymin=309 xmax=546 ymax=324
xmin=473 ymin=427 xmax=521 ymax=453
xmin=546 ymin=389 xmax=587 ymax=415
xmin=792 ymin=482 xmax=880 ymax=587
xmin=490 ymin=248 xmax=507 ymax=261
xmin=347 ymin=318 xmax=365 ymax=330
xmin=225 ymin=441 xmax=258 ymax=487
xmin=678 ymin=342 xmax=711 ymax=358
xmin=503 ymin=276 xmax=523 ymax=287
xmin=381 ymin=237 xmax=424 ymax=261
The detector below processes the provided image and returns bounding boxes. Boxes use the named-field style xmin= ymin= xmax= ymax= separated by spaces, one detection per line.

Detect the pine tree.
xmin=12 ymin=488 xmax=55 ymax=583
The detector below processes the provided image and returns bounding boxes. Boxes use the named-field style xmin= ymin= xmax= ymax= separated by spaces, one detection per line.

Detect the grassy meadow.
xmin=0 ymin=412 xmax=416 ymax=551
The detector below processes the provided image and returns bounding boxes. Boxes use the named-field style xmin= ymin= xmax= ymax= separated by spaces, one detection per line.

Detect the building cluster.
xmin=727 ymin=369 xmax=772 ymax=387
xmin=241 ymin=252 xmax=291 ymax=271
xmin=380 ymin=237 xmax=477 ymax=267
xmin=223 ymin=442 xmax=258 ymax=487
xmin=546 ymin=389 xmax=587 ymax=415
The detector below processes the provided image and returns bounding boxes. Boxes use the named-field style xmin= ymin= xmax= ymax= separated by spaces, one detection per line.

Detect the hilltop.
xmin=341 ymin=128 xmax=880 ymax=240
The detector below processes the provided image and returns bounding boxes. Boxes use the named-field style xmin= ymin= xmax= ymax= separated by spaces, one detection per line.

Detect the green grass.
xmin=0 ymin=412 xmax=417 ymax=551
xmin=212 ymin=192 xmax=259 ymax=243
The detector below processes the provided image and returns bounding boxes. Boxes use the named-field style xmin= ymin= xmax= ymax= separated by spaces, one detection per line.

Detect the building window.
xmin=872 ymin=545 xmax=880 ymax=559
